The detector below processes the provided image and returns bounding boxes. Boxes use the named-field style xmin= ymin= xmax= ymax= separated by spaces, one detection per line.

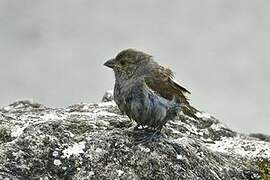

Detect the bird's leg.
xmin=148 ymin=126 xmax=163 ymax=141
xmin=148 ymin=130 xmax=159 ymax=141
xmin=134 ymin=127 xmax=164 ymax=144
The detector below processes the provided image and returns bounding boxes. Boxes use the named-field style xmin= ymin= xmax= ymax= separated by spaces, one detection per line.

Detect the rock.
xmin=249 ymin=133 xmax=270 ymax=143
xmin=0 ymin=92 xmax=269 ymax=179
xmin=101 ymin=90 xmax=114 ymax=102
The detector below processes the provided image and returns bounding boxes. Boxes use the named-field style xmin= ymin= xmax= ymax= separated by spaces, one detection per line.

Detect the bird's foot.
xmin=133 ymin=129 xmax=164 ymax=144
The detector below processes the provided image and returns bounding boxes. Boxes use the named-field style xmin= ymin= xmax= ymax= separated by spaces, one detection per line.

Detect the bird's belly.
xmin=127 ymin=95 xmax=169 ymax=128
xmin=114 ymin=85 xmax=127 ymax=115
xmin=114 ymin=82 xmax=179 ymax=129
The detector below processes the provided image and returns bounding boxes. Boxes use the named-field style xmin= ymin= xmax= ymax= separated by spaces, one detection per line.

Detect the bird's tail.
xmin=181 ymin=104 xmax=199 ymax=119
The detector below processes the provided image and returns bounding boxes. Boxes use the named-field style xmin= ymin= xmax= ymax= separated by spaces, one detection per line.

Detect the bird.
xmin=104 ymin=49 xmax=198 ymax=131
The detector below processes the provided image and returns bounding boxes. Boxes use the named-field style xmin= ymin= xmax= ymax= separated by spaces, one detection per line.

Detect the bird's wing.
xmin=144 ymin=66 xmax=190 ymax=105
xmin=144 ymin=66 xmax=199 ymax=119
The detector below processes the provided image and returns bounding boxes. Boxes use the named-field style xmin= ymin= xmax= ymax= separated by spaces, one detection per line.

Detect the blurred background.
xmin=0 ymin=0 xmax=269 ymax=134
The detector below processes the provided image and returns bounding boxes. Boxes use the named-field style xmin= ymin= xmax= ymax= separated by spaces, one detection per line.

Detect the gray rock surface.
xmin=0 ymin=92 xmax=269 ymax=180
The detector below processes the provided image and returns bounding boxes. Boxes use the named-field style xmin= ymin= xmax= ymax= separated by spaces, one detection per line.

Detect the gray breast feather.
xmin=126 ymin=87 xmax=180 ymax=129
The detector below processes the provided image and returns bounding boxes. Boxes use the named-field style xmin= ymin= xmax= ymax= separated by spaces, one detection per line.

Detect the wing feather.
xmin=144 ymin=66 xmax=199 ymax=119
xmin=144 ymin=66 xmax=190 ymax=105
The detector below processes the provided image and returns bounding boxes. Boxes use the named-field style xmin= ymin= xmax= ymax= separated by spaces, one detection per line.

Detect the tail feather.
xmin=181 ymin=104 xmax=199 ymax=119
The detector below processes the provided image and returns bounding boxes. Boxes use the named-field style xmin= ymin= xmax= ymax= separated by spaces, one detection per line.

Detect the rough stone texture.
xmin=0 ymin=92 xmax=269 ymax=180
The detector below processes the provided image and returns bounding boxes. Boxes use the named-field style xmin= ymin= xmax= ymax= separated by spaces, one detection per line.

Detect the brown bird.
xmin=104 ymin=49 xmax=198 ymax=131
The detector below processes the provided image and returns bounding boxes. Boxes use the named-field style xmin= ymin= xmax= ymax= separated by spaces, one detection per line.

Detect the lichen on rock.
xmin=0 ymin=93 xmax=269 ymax=179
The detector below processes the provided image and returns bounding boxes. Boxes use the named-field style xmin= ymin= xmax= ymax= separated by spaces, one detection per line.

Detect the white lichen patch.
xmin=176 ymin=154 xmax=183 ymax=160
xmin=71 ymin=107 xmax=118 ymax=122
xmin=139 ymin=145 xmax=151 ymax=153
xmin=185 ymin=124 xmax=201 ymax=136
xmin=210 ymin=123 xmax=225 ymax=131
xmin=54 ymin=159 xmax=62 ymax=166
xmin=173 ymin=136 xmax=196 ymax=147
xmin=200 ymin=137 xmax=213 ymax=143
xmin=42 ymin=113 xmax=62 ymax=121
xmin=207 ymin=136 xmax=270 ymax=158
xmin=94 ymin=110 xmax=118 ymax=117
xmin=196 ymin=112 xmax=211 ymax=119
xmin=82 ymin=104 xmax=91 ymax=111
xmin=117 ymin=170 xmax=124 ymax=176
xmin=197 ymin=151 xmax=204 ymax=158
xmin=95 ymin=148 xmax=103 ymax=153
xmin=89 ymin=171 xmax=95 ymax=176
xmin=168 ymin=127 xmax=181 ymax=134
xmin=52 ymin=151 xmax=59 ymax=157
xmin=96 ymin=119 xmax=110 ymax=127
xmin=97 ymin=101 xmax=116 ymax=108
xmin=169 ymin=119 xmax=205 ymax=137
xmin=3 ymin=106 xmax=12 ymax=111
xmin=11 ymin=125 xmax=26 ymax=138
xmin=62 ymin=141 xmax=86 ymax=158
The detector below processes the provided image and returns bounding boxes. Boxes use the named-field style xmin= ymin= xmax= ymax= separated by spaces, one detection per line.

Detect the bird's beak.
xmin=104 ymin=59 xmax=115 ymax=69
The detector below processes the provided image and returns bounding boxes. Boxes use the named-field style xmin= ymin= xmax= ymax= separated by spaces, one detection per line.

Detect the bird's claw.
xmin=133 ymin=129 xmax=164 ymax=144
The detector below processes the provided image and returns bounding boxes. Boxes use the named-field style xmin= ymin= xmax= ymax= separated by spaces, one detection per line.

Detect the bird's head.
xmin=104 ymin=49 xmax=153 ymax=79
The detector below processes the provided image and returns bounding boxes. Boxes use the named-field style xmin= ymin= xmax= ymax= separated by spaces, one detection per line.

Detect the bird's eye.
xmin=120 ymin=60 xmax=127 ymax=66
